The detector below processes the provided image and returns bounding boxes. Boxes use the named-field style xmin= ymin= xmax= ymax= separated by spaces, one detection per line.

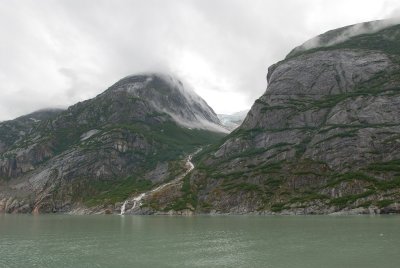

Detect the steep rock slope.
xmin=0 ymin=74 xmax=226 ymax=213
xmin=183 ymin=21 xmax=400 ymax=215
xmin=0 ymin=109 xmax=63 ymax=154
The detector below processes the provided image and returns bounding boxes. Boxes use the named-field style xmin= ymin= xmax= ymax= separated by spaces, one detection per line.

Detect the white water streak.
xmin=120 ymin=200 xmax=128 ymax=215
xmin=120 ymin=148 xmax=201 ymax=215
xmin=131 ymin=193 xmax=146 ymax=210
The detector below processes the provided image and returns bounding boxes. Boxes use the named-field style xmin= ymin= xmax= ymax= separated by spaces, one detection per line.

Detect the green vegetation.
xmin=0 ymin=123 xmax=22 ymax=147
xmin=52 ymin=127 xmax=86 ymax=154
xmin=195 ymin=142 xmax=400 ymax=212
xmin=82 ymin=176 xmax=153 ymax=206
xmin=315 ymin=130 xmax=358 ymax=145
xmin=223 ymin=143 xmax=291 ymax=165
xmin=165 ymin=160 xmax=186 ymax=182
xmin=294 ymin=136 xmax=312 ymax=157
xmin=330 ymin=190 xmax=375 ymax=208
xmin=289 ymin=193 xmax=329 ymax=204
xmin=264 ymin=177 xmax=284 ymax=188
xmin=261 ymin=105 xmax=288 ymax=113
xmin=179 ymin=24 xmax=400 ymax=214
xmin=210 ymin=162 xmax=284 ymax=183
xmin=221 ymin=182 xmax=261 ymax=192
xmin=270 ymin=203 xmax=288 ymax=212
xmin=367 ymin=160 xmax=400 ymax=173
xmin=375 ymin=177 xmax=400 ymax=191
xmin=377 ymin=199 xmax=393 ymax=208
xmin=164 ymin=175 xmax=198 ymax=211
xmin=138 ymin=121 xmax=225 ymax=170
xmin=77 ymin=120 xmax=225 ymax=207
xmin=326 ymin=172 xmax=375 ymax=187
xmin=0 ymin=175 xmax=11 ymax=182
xmin=148 ymin=122 xmax=225 ymax=156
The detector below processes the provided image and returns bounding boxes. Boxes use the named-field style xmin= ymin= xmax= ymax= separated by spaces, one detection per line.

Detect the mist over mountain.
xmin=287 ymin=18 xmax=400 ymax=58
xmin=0 ymin=73 xmax=226 ymax=213
xmin=182 ymin=20 xmax=400 ymax=215
xmin=2 ymin=20 xmax=400 ymax=215
xmin=4 ymin=2 xmax=400 ymax=268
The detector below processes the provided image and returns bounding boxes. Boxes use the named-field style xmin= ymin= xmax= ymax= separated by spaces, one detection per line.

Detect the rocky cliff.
xmin=176 ymin=20 xmax=400 ymax=215
xmin=3 ymin=21 xmax=400 ymax=216
xmin=0 ymin=109 xmax=63 ymax=155
xmin=0 ymin=73 xmax=226 ymax=213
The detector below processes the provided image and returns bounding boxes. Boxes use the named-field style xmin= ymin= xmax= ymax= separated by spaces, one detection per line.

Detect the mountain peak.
xmin=104 ymin=72 xmax=228 ymax=133
xmin=286 ymin=19 xmax=400 ymax=59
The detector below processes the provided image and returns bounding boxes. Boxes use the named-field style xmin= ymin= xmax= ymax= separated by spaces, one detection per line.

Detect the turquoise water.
xmin=0 ymin=215 xmax=399 ymax=268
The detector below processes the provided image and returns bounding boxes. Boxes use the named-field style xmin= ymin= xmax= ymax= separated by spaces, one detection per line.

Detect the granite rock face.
xmin=0 ymin=74 xmax=226 ymax=213
xmin=184 ymin=22 xmax=400 ymax=215
xmin=3 ymin=21 xmax=400 ymax=215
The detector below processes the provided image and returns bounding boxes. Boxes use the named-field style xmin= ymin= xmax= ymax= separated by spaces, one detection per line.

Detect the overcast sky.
xmin=1 ymin=0 xmax=400 ymax=120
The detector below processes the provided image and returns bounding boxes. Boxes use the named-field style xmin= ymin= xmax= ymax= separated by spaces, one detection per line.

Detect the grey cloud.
xmin=297 ymin=18 xmax=400 ymax=53
xmin=0 ymin=0 xmax=400 ymax=120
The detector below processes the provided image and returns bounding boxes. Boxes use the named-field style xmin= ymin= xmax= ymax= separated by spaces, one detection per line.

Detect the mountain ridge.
xmin=176 ymin=20 xmax=400 ymax=215
xmin=2 ymin=20 xmax=400 ymax=215
xmin=0 ymin=73 xmax=226 ymax=213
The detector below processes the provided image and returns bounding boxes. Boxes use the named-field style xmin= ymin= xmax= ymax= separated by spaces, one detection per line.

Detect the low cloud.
xmin=298 ymin=17 xmax=400 ymax=53
xmin=0 ymin=0 xmax=400 ymax=120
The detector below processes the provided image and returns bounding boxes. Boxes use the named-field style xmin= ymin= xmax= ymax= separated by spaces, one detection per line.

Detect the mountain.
xmin=4 ymin=21 xmax=400 ymax=216
xmin=218 ymin=110 xmax=249 ymax=131
xmin=175 ymin=20 xmax=400 ymax=215
xmin=0 ymin=73 xmax=226 ymax=213
xmin=0 ymin=109 xmax=64 ymax=154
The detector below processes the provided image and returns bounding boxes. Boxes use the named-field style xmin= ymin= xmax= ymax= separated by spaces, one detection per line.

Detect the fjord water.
xmin=0 ymin=215 xmax=399 ymax=268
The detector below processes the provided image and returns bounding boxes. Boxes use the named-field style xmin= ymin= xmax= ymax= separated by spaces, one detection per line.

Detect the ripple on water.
xmin=0 ymin=215 xmax=400 ymax=268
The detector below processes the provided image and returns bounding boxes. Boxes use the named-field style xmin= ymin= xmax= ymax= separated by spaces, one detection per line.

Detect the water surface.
xmin=0 ymin=215 xmax=399 ymax=268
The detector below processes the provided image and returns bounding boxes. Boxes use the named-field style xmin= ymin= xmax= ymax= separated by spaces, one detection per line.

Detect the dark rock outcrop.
xmin=183 ymin=21 xmax=400 ymax=215
xmin=0 ymin=74 xmax=226 ymax=213
xmin=3 ymin=21 xmax=400 ymax=216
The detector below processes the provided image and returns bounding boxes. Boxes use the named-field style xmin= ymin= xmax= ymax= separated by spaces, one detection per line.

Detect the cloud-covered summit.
xmin=0 ymin=0 xmax=400 ymax=120
xmin=288 ymin=18 xmax=400 ymax=58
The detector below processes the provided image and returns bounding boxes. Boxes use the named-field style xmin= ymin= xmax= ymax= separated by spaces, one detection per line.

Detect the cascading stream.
xmin=120 ymin=148 xmax=200 ymax=215
xmin=120 ymin=200 xmax=128 ymax=215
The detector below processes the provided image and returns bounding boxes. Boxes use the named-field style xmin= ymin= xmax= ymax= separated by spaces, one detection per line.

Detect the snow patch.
xmin=153 ymin=74 xmax=228 ymax=133
xmin=80 ymin=129 xmax=100 ymax=141
xmin=30 ymin=118 xmax=40 ymax=123
xmin=127 ymin=82 xmax=149 ymax=93
xmin=167 ymin=112 xmax=229 ymax=133
xmin=218 ymin=110 xmax=249 ymax=131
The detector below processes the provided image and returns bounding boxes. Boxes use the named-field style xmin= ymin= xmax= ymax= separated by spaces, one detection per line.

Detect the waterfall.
xmin=131 ymin=193 xmax=146 ymax=210
xmin=119 ymin=149 xmax=201 ymax=215
xmin=120 ymin=193 xmax=145 ymax=216
xmin=120 ymin=200 xmax=128 ymax=215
